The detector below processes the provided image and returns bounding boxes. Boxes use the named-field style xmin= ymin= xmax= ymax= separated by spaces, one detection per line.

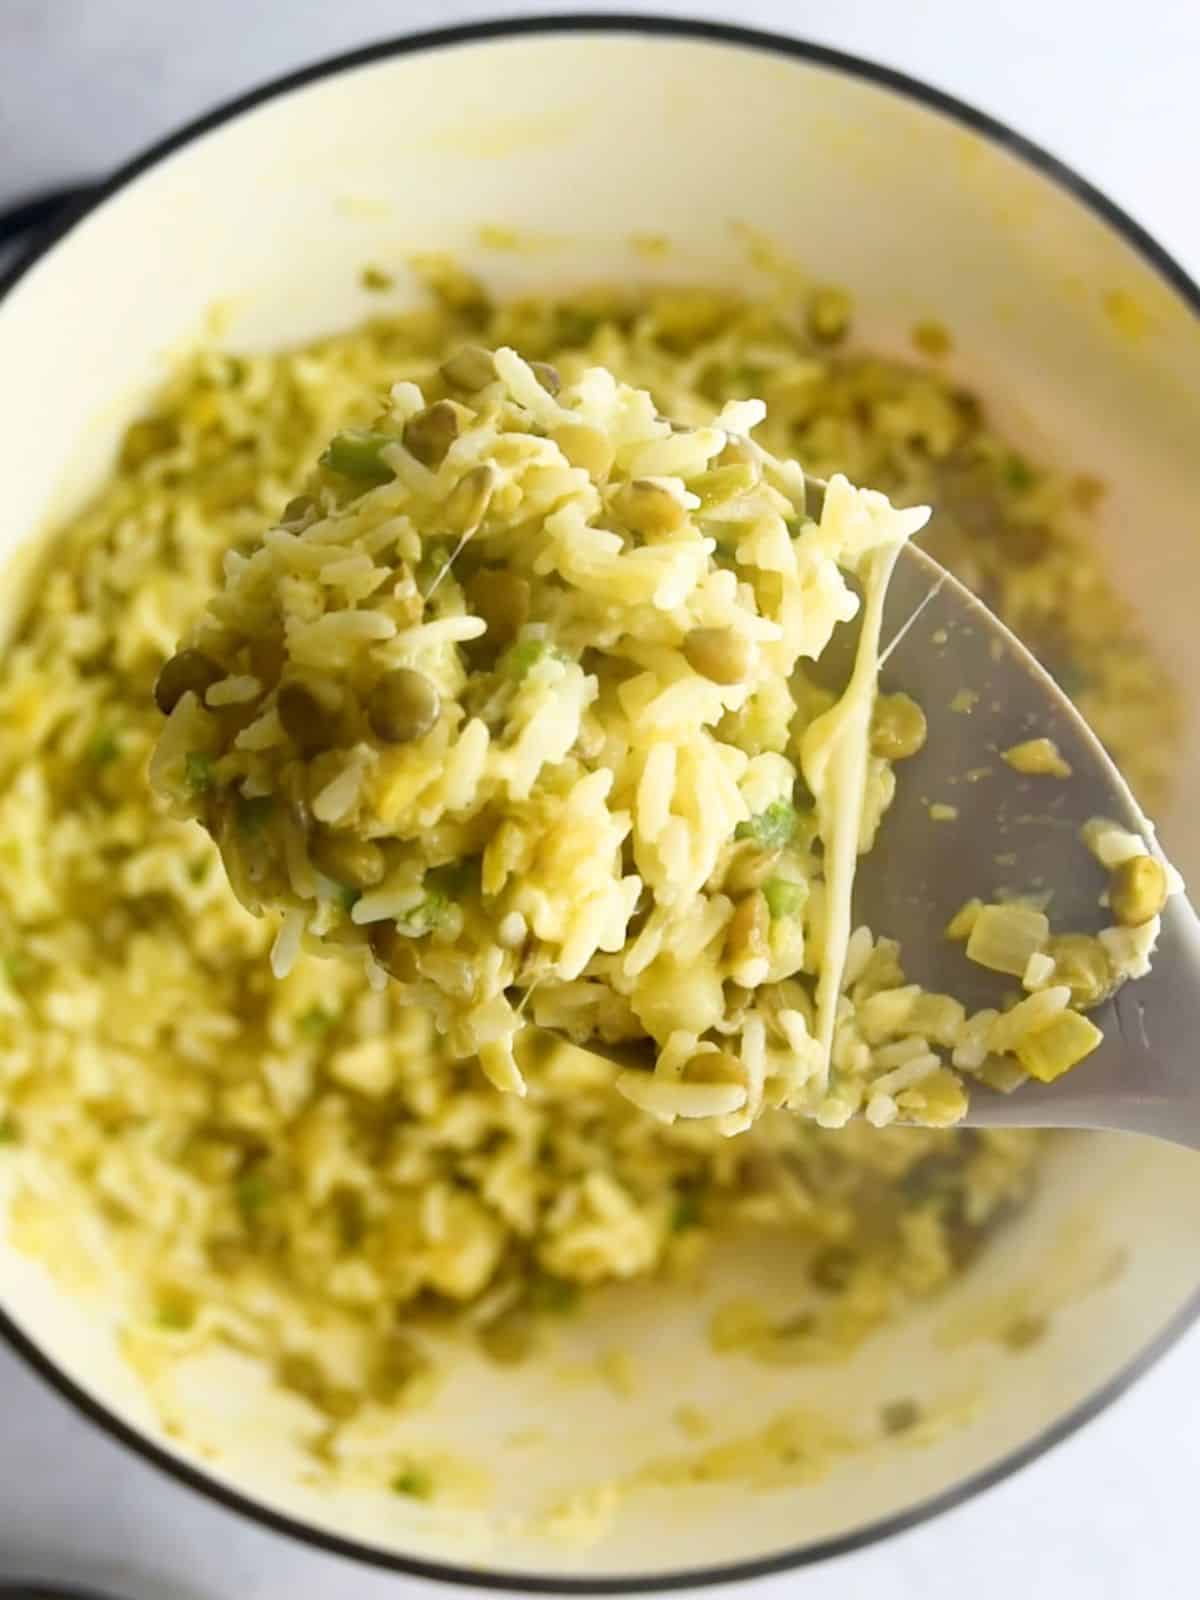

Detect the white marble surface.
xmin=1 ymin=1 xmax=1199 ymax=1596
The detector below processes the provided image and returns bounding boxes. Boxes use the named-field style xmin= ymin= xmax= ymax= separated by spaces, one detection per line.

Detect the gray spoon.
xmin=863 ymin=538 xmax=1200 ymax=1147
xmin=544 ymin=524 xmax=1200 ymax=1148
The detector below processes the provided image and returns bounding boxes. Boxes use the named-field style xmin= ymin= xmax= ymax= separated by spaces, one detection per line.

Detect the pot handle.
xmin=0 ymin=184 xmax=101 ymax=275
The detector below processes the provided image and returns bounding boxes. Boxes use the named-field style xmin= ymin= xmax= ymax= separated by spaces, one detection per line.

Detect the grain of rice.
xmin=205 ymin=674 xmax=264 ymax=709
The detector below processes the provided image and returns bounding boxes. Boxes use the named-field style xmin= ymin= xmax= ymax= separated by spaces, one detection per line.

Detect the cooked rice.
xmin=151 ymin=337 xmax=1170 ymax=1128
xmin=0 ymin=272 xmax=1179 ymax=1500
xmin=151 ymin=349 xmax=935 ymax=1124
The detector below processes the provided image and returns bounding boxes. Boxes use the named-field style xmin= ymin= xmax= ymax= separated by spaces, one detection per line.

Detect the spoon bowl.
xmin=871 ymin=542 xmax=1200 ymax=1144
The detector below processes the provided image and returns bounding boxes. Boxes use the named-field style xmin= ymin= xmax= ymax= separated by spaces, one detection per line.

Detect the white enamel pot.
xmin=1 ymin=16 xmax=1198 ymax=1594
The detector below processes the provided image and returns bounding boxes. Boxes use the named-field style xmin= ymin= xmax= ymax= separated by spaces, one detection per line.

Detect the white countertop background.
xmin=1 ymin=2 xmax=1198 ymax=1595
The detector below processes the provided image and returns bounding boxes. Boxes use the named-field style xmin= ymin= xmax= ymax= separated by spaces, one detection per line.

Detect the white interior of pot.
xmin=1 ymin=29 xmax=1199 ymax=1584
